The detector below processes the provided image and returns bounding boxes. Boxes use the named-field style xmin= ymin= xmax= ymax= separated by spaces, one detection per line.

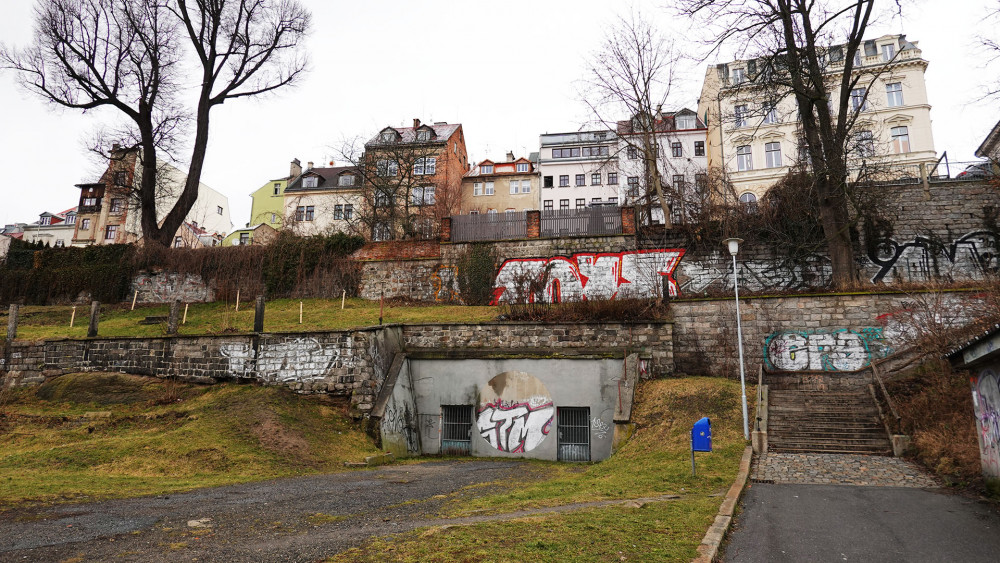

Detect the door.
xmin=441 ymin=405 xmax=473 ymax=455
xmin=557 ymin=406 xmax=591 ymax=461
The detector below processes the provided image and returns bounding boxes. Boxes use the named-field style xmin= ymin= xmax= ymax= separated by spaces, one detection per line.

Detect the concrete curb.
xmin=692 ymin=446 xmax=753 ymax=563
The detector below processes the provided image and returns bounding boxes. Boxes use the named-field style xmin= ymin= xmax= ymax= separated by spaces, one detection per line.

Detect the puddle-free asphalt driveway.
xmin=725 ymin=482 xmax=1000 ymax=562
xmin=0 ymin=460 xmax=528 ymax=562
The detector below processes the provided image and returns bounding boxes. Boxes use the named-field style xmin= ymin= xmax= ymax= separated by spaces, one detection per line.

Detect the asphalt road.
xmin=724 ymin=483 xmax=1000 ymax=562
xmin=0 ymin=460 xmax=528 ymax=562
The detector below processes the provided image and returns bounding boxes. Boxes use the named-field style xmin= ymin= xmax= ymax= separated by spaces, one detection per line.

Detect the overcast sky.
xmin=1 ymin=0 xmax=997 ymax=228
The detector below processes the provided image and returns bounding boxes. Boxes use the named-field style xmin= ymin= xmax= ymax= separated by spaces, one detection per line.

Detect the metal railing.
xmin=930 ymin=157 xmax=998 ymax=182
xmin=540 ymin=206 xmax=622 ymax=238
xmin=755 ymin=364 xmax=765 ymax=432
xmin=450 ymin=211 xmax=527 ymax=242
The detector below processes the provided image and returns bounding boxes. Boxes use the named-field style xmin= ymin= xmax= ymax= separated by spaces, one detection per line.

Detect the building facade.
xmin=698 ymin=34 xmax=937 ymax=201
xmin=21 ymin=209 xmax=77 ymax=248
xmin=460 ymin=153 xmax=540 ymax=214
xmin=283 ymin=164 xmax=362 ymax=236
xmin=537 ymin=130 xmax=619 ymax=213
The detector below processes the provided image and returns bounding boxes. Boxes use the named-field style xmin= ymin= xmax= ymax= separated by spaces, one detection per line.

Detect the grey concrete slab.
xmin=725 ymin=483 xmax=1000 ymax=563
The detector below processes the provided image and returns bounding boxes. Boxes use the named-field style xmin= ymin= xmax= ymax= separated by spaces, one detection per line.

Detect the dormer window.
xmin=516 ymin=162 xmax=529 ymax=173
xmin=480 ymin=164 xmax=493 ymax=174
xmin=416 ymin=130 xmax=431 ymax=141
xmin=676 ymin=115 xmax=696 ymax=130
xmin=338 ymin=174 xmax=355 ymax=186
xmin=380 ymin=129 xmax=397 ymax=143
xmin=40 ymin=216 xmax=51 ymax=226
xmin=66 ymin=214 xmax=76 ymax=225
xmin=881 ymin=43 xmax=896 ymax=61
xmin=732 ymin=67 xmax=746 ymax=84
xmin=303 ymin=176 xmax=319 ymax=188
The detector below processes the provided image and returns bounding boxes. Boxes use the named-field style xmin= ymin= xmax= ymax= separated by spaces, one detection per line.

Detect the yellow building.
xmin=461 ymin=153 xmax=540 ymax=214
xmin=698 ymin=34 xmax=937 ymax=202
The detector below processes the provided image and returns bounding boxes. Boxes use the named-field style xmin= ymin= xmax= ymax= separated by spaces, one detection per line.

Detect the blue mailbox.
xmin=692 ymin=417 xmax=712 ymax=452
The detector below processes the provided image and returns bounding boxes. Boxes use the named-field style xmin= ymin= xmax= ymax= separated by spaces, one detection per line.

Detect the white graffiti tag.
xmin=477 ymin=400 xmax=554 ymax=453
xmin=764 ymin=329 xmax=887 ymax=372
xmin=219 ymin=337 xmax=356 ymax=383
xmin=591 ymin=417 xmax=611 ymax=440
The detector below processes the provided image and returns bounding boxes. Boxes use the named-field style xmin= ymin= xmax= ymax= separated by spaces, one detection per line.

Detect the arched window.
xmin=739 ymin=192 xmax=758 ymax=213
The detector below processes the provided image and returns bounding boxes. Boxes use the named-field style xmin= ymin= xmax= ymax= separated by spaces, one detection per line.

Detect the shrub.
xmin=455 ymin=243 xmax=498 ymax=306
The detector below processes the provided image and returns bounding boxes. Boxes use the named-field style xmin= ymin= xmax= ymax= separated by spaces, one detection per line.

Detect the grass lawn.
xmin=0 ymin=372 xmax=380 ymax=506
xmin=330 ymin=377 xmax=750 ymax=562
xmin=0 ymin=298 xmax=499 ymax=341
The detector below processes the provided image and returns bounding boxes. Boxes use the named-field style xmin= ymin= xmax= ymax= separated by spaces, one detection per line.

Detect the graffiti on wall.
xmin=973 ymin=369 xmax=1000 ymax=480
xmin=132 ymin=271 xmax=214 ymax=303
xmin=680 ymin=255 xmax=831 ymax=293
xmin=868 ymin=231 xmax=999 ymax=284
xmin=491 ymin=249 xmax=684 ymax=304
xmin=431 ymin=265 xmax=459 ymax=303
xmin=477 ymin=372 xmax=555 ymax=453
xmin=219 ymin=336 xmax=356 ymax=383
xmin=591 ymin=417 xmax=611 ymax=440
xmin=764 ymin=328 xmax=889 ymax=372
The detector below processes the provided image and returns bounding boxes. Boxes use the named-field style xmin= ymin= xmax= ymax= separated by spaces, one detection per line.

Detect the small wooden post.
xmin=6 ymin=304 xmax=19 ymax=342
xmin=341 ymin=290 xmax=346 ymax=310
xmin=70 ymin=306 xmax=77 ymax=327
xmin=299 ymin=301 xmax=303 ymax=324
xmin=131 ymin=290 xmax=138 ymax=311
xmin=253 ymin=296 xmax=265 ymax=333
xmin=167 ymin=300 xmax=180 ymax=335
xmin=182 ymin=303 xmax=189 ymax=325
xmin=235 ymin=289 xmax=241 ymax=312
xmin=87 ymin=301 xmax=101 ymax=338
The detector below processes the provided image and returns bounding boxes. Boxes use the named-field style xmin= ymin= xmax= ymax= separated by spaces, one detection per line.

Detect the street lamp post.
xmin=724 ymin=237 xmax=750 ymax=440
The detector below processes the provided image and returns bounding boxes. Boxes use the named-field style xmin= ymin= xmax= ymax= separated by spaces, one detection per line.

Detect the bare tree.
xmin=2 ymin=0 xmax=310 ymax=247
xmin=582 ymin=13 xmax=680 ymax=227
xmin=678 ymin=0 xmax=906 ymax=288
xmin=979 ymin=2 xmax=1000 ymax=101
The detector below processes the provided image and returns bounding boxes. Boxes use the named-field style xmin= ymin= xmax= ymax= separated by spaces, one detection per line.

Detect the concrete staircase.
xmin=767 ymin=389 xmax=892 ymax=455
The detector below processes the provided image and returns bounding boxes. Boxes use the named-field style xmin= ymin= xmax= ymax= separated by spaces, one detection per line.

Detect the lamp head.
xmin=724 ymin=237 xmax=743 ymax=257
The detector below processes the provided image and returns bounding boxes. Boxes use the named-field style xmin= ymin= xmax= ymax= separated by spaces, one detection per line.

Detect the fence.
xmin=929 ymin=156 xmax=997 ymax=182
xmin=451 ymin=211 xmax=527 ymax=242
xmin=540 ymin=207 xmax=622 ymax=238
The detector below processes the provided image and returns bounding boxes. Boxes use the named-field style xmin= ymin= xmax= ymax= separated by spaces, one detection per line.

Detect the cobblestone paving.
xmin=751 ymin=452 xmax=939 ymax=487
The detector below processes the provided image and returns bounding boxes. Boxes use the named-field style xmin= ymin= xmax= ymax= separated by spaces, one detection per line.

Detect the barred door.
xmin=441 ymin=405 xmax=473 ymax=455
xmin=557 ymin=407 xmax=591 ymax=461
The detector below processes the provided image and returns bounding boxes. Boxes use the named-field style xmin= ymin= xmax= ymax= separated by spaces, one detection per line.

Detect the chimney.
xmin=290 ymin=158 xmax=302 ymax=178
xmin=307 ymin=161 xmax=314 ymax=170
xmin=413 ymin=118 xmax=421 ymax=128
xmin=506 ymin=151 xmax=515 ymax=162
xmin=112 ymin=143 xmax=121 ymax=152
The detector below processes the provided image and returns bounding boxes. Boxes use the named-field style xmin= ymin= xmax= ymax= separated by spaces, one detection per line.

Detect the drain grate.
xmin=749 ymin=478 xmax=775 ymax=484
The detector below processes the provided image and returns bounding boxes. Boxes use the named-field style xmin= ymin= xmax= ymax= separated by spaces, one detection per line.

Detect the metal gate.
xmin=441 ymin=405 xmax=473 ymax=455
xmin=557 ymin=407 xmax=591 ymax=462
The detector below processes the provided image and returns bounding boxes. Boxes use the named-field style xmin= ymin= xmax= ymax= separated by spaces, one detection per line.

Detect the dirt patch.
xmin=35 ymin=373 xmax=195 ymax=406
xmin=252 ymin=412 xmax=312 ymax=462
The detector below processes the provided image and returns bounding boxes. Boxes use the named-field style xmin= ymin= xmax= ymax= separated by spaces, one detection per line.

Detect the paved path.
xmin=726 ymin=454 xmax=1000 ymax=562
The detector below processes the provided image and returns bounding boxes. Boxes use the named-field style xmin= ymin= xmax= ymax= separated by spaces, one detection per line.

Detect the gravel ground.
xmin=0 ymin=460 xmax=531 ymax=562
xmin=751 ymin=452 xmax=940 ymax=487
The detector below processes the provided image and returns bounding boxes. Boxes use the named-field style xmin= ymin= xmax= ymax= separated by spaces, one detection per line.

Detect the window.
xmin=273 ymin=183 xmax=281 ymax=195
xmin=412 ymin=186 xmax=435 ymax=206
xmin=374 ymin=190 xmax=393 ymax=208
xmin=891 ymin=126 xmax=910 ymax=153
xmin=271 ymin=213 xmax=277 ymax=223
xmin=81 ymin=218 xmax=91 ymax=230
xmin=55 ymin=239 xmax=64 ymax=248
xmin=485 ymin=181 xmax=494 ymax=195
xmin=592 ymin=173 xmax=602 ymax=185
xmin=334 ymin=205 xmax=344 ymax=220
xmin=886 ymin=82 xmax=903 ymax=107
xmin=303 ymin=176 xmax=318 ymax=188
xmin=582 ymin=146 xmax=609 ymax=157
xmin=544 ymin=200 xmax=553 ymax=213
xmin=110 ymin=198 xmax=124 ymax=213
xmin=543 ymin=175 xmax=554 ymax=188
xmin=304 ymin=206 xmax=314 ymax=221
xmin=560 ymin=199 xmax=570 ymax=210
xmin=853 ymin=50 xmax=862 ymax=67
xmin=40 ymin=216 xmax=51 ymax=226
xmin=672 ymin=174 xmax=685 ymax=188
xmin=516 ymin=162 xmax=530 ymax=173
xmin=416 ymin=129 xmax=431 ymax=141
xmin=735 ymin=104 xmax=748 ymax=127
xmin=414 ymin=157 xmax=436 ymax=175
xmin=510 ymin=180 xmax=519 ymax=194
xmin=105 ymin=225 xmax=118 ymax=241
xmin=65 ymin=214 xmax=76 ymax=225
xmin=626 ymin=176 xmax=640 ymax=197
xmin=591 ymin=198 xmax=602 ymax=205
xmin=736 ymin=145 xmax=752 ymax=171
xmin=242 ymin=233 xmax=254 ymax=246
xmin=763 ymin=102 xmax=778 ymax=124
xmin=505 ymin=208 xmax=516 ymax=214
xmin=694 ymin=141 xmax=705 ymax=156
xmin=112 ymin=171 xmax=126 ymax=186
xmin=377 ymin=160 xmax=398 ymax=176
xmin=552 ymin=147 xmax=581 ymax=158
xmin=732 ymin=67 xmax=746 ymax=84
xmin=487 ymin=208 xmax=497 ymax=214
xmin=856 ymin=130 xmax=875 ymax=157
xmin=608 ymin=197 xmax=618 ymax=205
xmin=559 ymin=175 xmax=570 ymax=187
xmin=338 ymin=174 xmax=355 ymax=186
xmin=344 ymin=204 xmax=353 ymax=220
xmin=671 ymin=142 xmax=682 ymax=157
xmin=174 ymin=236 xmax=183 ymax=248
xmin=608 ymin=172 xmax=618 ymax=185
xmin=380 ymin=130 xmax=396 ymax=143
xmin=739 ymin=192 xmax=758 ymax=212
xmin=881 ymin=43 xmax=895 ymax=61
xmin=82 ymin=197 xmax=97 ymax=207
xmin=850 ymin=88 xmax=868 ymax=111
xmin=373 ymin=222 xmax=391 ymax=241
xmin=695 ymin=173 xmax=707 ymax=188
xmin=575 ymin=174 xmax=585 ymax=186
xmin=470 ymin=210 xmax=479 ymax=215
xmin=576 ymin=198 xmax=586 ymax=210
xmin=676 ymin=115 xmax=696 ymax=129
xmin=765 ymin=142 xmax=783 ymax=168
xmin=474 ymin=182 xmax=482 ymax=196
xmin=627 ymin=146 xmax=639 ymax=159
xmin=521 ymin=180 xmax=531 ymax=194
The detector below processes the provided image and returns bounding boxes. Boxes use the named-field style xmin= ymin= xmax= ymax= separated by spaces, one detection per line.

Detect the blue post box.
xmin=692 ymin=417 xmax=712 ymax=452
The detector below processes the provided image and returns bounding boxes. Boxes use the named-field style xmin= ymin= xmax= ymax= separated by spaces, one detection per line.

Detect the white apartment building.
xmin=22 ymin=208 xmax=77 ymax=248
xmin=282 ymin=165 xmax=362 ymax=236
xmin=616 ymin=108 xmax=709 ymax=224
xmin=698 ymin=34 xmax=937 ymax=202
xmin=537 ymin=130 xmax=619 ymax=213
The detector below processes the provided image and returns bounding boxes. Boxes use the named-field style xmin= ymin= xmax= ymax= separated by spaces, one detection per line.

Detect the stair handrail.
xmin=870 ymin=361 xmax=902 ymax=434
xmin=755 ymin=364 xmax=764 ymax=432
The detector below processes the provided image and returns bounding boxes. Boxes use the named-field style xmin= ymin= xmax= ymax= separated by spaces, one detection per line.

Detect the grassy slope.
xmin=331 ymin=377 xmax=749 ymax=563
xmin=0 ymin=299 xmax=498 ymax=341
xmin=0 ymin=373 xmax=380 ymax=506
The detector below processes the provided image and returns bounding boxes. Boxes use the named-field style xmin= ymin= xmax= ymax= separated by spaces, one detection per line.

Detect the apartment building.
xmin=21 ymin=208 xmax=77 ymax=248
xmin=698 ymin=34 xmax=937 ymax=202
xmin=282 ymin=163 xmax=362 ymax=236
xmin=460 ymin=152 xmax=540 ymax=214
xmin=537 ymin=130 xmax=619 ymax=213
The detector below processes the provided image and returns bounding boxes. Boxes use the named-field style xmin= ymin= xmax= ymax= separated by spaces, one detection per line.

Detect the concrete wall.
xmin=972 ymin=366 xmax=1000 ymax=483
xmin=132 ymin=271 xmax=216 ymax=303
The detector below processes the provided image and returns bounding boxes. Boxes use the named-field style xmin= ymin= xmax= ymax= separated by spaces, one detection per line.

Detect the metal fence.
xmin=451 ymin=211 xmax=527 ymax=242
xmin=541 ymin=206 xmax=622 ymax=238
xmin=929 ymin=158 xmax=998 ymax=182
